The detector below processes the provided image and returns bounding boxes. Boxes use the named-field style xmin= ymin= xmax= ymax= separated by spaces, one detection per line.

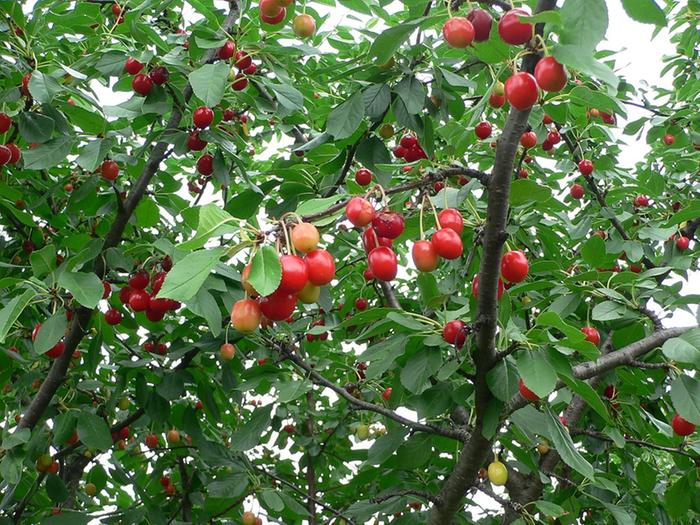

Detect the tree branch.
xmin=370 ymin=489 xmax=441 ymax=506
xmin=573 ymin=428 xmax=698 ymax=460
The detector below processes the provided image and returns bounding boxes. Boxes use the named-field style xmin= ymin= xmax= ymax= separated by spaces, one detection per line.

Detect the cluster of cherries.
xmin=258 ymin=0 xmax=293 ymax=24
xmin=124 ymin=56 xmax=170 ymax=97
xmin=0 ymin=113 xmax=21 ymax=167
xmin=392 ymin=134 xmax=429 ymax=163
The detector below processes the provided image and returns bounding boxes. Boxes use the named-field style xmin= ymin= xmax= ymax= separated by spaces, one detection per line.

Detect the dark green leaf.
xmin=230 ymin=405 xmax=273 ymax=451
xmin=326 ymin=91 xmax=365 ymax=139
xmin=156 ymin=247 xmax=226 ymax=302
xmin=247 ymin=246 xmax=282 ymax=297
xmin=76 ymin=412 xmax=112 ymax=451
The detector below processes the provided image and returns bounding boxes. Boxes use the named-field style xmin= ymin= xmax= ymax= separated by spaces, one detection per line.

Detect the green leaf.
xmin=40 ymin=511 xmax=91 ymax=525
xmin=534 ymin=500 xmax=566 ymax=518
xmin=510 ymin=179 xmax=552 ymax=205
xmin=187 ymin=289 xmax=222 ymax=337
xmin=560 ymin=376 xmax=611 ymax=424
xmin=558 ymin=0 xmax=608 ymax=50
xmin=2 ymin=427 xmax=31 ymax=449
xmin=621 ymin=0 xmax=666 ymax=25
xmin=46 ymin=474 xmax=68 ymax=503
xmin=400 ymin=349 xmax=442 ymax=394
xmin=369 ymin=20 xmax=421 ymax=64
xmin=592 ymin=301 xmax=629 ymax=321
xmin=260 ymin=489 xmax=284 ymax=512
xmin=179 ymin=204 xmax=237 ymax=251
xmin=76 ymin=138 xmax=115 ymax=172
xmin=552 ymin=44 xmax=619 ymax=89
xmin=581 ymin=236 xmax=613 ymax=267
xmin=394 ymin=76 xmax=425 ymax=115
xmin=0 ymin=289 xmax=37 ymax=343
xmin=664 ymin=476 xmax=690 ymax=519
xmin=516 ymin=349 xmax=557 ymax=398
xmin=268 ymin=83 xmax=305 ymax=112
xmin=58 ymin=271 xmax=103 ymax=309
xmin=362 ymin=84 xmax=391 ymax=120
xmin=135 ymin=198 xmax=160 ymax=228
xmin=670 ymin=375 xmax=700 ymax=425
xmin=27 ymin=71 xmax=63 ymax=103
xmin=635 ymin=461 xmax=657 ymax=493
xmin=18 ymin=112 xmax=54 ymax=143
xmin=34 ymin=312 xmax=67 ymax=355
xmin=536 ymin=311 xmax=587 ymax=341
xmin=230 ymin=405 xmax=273 ymax=451
xmin=544 ymin=406 xmax=595 ymax=480
xmin=30 ymin=244 xmax=56 ymax=277
xmin=188 ymin=62 xmax=230 ymax=107
xmin=156 ymin=247 xmax=226 ymax=302
xmin=326 ymin=91 xmax=365 ymax=140
xmin=662 ymin=329 xmax=700 ymax=365
xmin=22 ymin=136 xmax=76 ymax=170
xmin=247 ymin=246 xmax=282 ymax=297
xmin=76 ymin=412 xmax=112 ymax=451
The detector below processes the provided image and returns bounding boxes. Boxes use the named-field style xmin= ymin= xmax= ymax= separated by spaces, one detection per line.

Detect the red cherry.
xmin=112 ymin=3 xmax=122 ymax=15
xmin=581 ymin=326 xmax=600 ymax=346
xmin=259 ymin=289 xmax=297 ymax=321
xmin=504 ymin=72 xmax=539 ymax=111
xmin=235 ymin=51 xmax=252 ymax=70
xmin=534 ymin=56 xmax=567 ymax=92
xmin=6 ymin=143 xmax=21 ymax=164
xmin=399 ymin=135 xmax=418 ymax=149
xmin=223 ymin=109 xmax=236 ymax=121
xmin=466 ymin=8 xmax=493 ymax=42
xmin=124 ymin=57 xmax=144 ymax=75
xmin=603 ymin=384 xmax=616 ymax=399
xmin=243 ymin=64 xmax=257 ymax=75
xmin=601 ymin=112 xmax=615 ymax=125
xmin=475 ymin=121 xmax=492 ymax=140
xmin=437 ymin=208 xmax=464 ymax=235
xmin=118 ymin=286 xmax=132 ymax=305
xmin=442 ymin=320 xmax=466 ymax=347
xmin=149 ymin=298 xmax=170 ymax=315
xmin=0 ymin=113 xmax=12 ymax=133
xmin=355 ymin=298 xmax=368 ymax=311
xmin=261 ymin=7 xmax=286 ymax=24
xmin=498 ymin=8 xmax=533 ymax=45
xmin=193 ymin=106 xmax=214 ymax=129
xmin=363 ymin=268 xmax=374 ymax=281
xmin=231 ymin=299 xmax=262 ymax=332
xmin=663 ymin=133 xmax=675 ymax=145
xmin=197 ymin=154 xmax=214 ymax=176
xmin=128 ymin=289 xmax=150 ymax=312
xmin=518 ymin=378 xmax=540 ymax=402
xmin=442 ymin=17 xmax=475 ymax=48
xmin=520 ymin=131 xmax=537 ymax=149
xmin=21 ymin=73 xmax=31 ymax=97
xmin=547 ymin=130 xmax=561 ymax=145
xmin=145 ymin=434 xmax=158 ymax=449
xmin=355 ymin=168 xmax=372 ymax=186
xmin=218 ymin=40 xmax=236 ymax=60
xmin=149 ymin=66 xmax=169 ymax=85
xmin=671 ymin=414 xmax=696 ymax=436
xmin=518 ymin=168 xmax=528 ymax=179
xmin=105 ymin=308 xmax=122 ymax=326
xmin=676 ymin=236 xmax=690 ymax=251
xmin=305 ymin=249 xmax=335 ymax=285
xmin=278 ymin=255 xmax=309 ymax=293
xmin=382 ymin=387 xmax=392 ymax=400
xmin=570 ymin=183 xmax=584 ymax=200
xmin=501 ymin=250 xmax=529 ymax=283
xmin=559 ymin=415 xmax=569 ymax=428
xmin=231 ymin=74 xmax=249 ymax=91
xmin=471 ymin=275 xmax=504 ymax=299
xmin=102 ymin=281 xmax=112 ymax=300
xmin=346 ymin=197 xmax=375 ymax=227
xmin=578 ymin=159 xmax=594 ymax=176
xmin=0 ymin=145 xmax=11 ymax=165
xmin=412 ymin=240 xmax=439 ymax=272
xmin=128 ymin=270 xmax=150 ymax=290
xmin=367 ymin=247 xmax=398 ymax=282
xmin=187 ymin=131 xmax=207 ymax=151
xmin=45 ymin=341 xmax=65 ymax=359
xmin=362 ymin=228 xmax=392 ymax=253
xmin=634 ymin=195 xmax=650 ymax=207
xmin=541 ymin=139 xmax=553 ymax=152
xmin=489 ymin=93 xmax=505 ymax=108
xmin=431 ymin=228 xmax=463 ymax=260
xmin=100 ymin=160 xmax=119 ymax=181
xmin=160 ymin=475 xmax=171 ymax=488
xmin=372 ymin=210 xmax=405 ymax=239
xmin=131 ymin=74 xmax=153 ymax=96
xmin=260 ymin=0 xmax=282 ymax=17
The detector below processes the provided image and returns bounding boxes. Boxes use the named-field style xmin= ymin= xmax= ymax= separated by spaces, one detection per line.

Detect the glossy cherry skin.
xmin=520 ymin=131 xmax=537 ymax=148
xmin=372 ymin=210 xmax=405 ymax=239
xmin=367 ymin=247 xmax=398 ymax=281
xmin=578 ymin=159 xmax=594 ymax=176
xmin=519 ymin=378 xmax=540 ymax=402
xmin=355 ymin=168 xmax=372 ymax=186
xmin=400 ymin=135 xmax=418 ymax=149
xmin=475 ymin=121 xmax=492 ymax=139
xmin=291 ymin=222 xmax=319 ymax=253
xmin=570 ymin=183 xmax=584 ymax=200
xmin=471 ymin=275 xmax=504 ymax=299
xmin=128 ymin=289 xmax=150 ymax=312
xmin=0 ymin=145 xmax=11 ymax=165
xmin=125 ymin=57 xmax=144 ymax=75
xmin=504 ymin=72 xmax=538 ymax=111
xmin=442 ymin=17 xmax=475 ymax=48
xmin=498 ymin=8 xmax=533 ymax=45
xmin=581 ymin=326 xmax=600 ymax=346
xmin=362 ymin=228 xmax=392 ymax=253
xmin=467 ymin=8 xmax=493 ymax=42
xmin=346 ymin=197 xmax=375 ymax=227
xmin=235 ymin=51 xmax=252 ymax=70
xmin=663 ymin=133 xmax=675 ymax=145
xmin=442 ymin=320 xmax=466 ymax=347
xmin=431 ymin=228 xmax=463 ymax=260
xmin=437 ymin=208 xmax=464 ymax=235
xmin=197 ymin=154 xmax=214 ymax=176
xmin=149 ymin=66 xmax=170 ymax=85
xmin=501 ymin=250 xmax=529 ymax=283
xmin=534 ymin=56 xmax=567 ymax=92
xmin=259 ymin=289 xmax=297 ymax=321
xmin=278 ymin=255 xmax=309 ymax=293
xmin=260 ymin=0 xmax=282 ymax=16
xmin=218 ymin=40 xmax=236 ymax=60
xmin=128 ymin=270 xmax=150 ymax=290
xmin=412 ymin=240 xmax=439 ymax=272
xmin=100 ymin=160 xmax=119 ymax=181
xmin=672 ymin=414 xmax=696 ymax=436
xmin=355 ymin=297 xmax=368 ymax=311
xmin=261 ymin=7 xmax=286 ymax=24
xmin=105 ymin=308 xmax=122 ymax=325
xmin=293 ymin=14 xmax=316 ymax=38
xmin=305 ymin=249 xmax=335 ymax=285
xmin=6 ymin=143 xmax=20 ymax=164
xmin=45 ymin=341 xmax=65 ymax=359
xmin=0 ymin=113 xmax=12 ymax=133
xmin=132 ymin=74 xmax=153 ymax=95
xmin=187 ymin=131 xmax=207 ymax=151
xmin=193 ymin=106 xmax=214 ymax=129
xmin=634 ymin=195 xmax=650 ymax=207
xmin=231 ymin=299 xmax=262 ymax=332
xmin=676 ymin=236 xmax=690 ymax=250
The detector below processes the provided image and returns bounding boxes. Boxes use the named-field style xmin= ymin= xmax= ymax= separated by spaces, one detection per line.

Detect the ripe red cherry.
xmin=197 ymin=154 xmax=214 ymax=176
xmin=471 ymin=275 xmax=504 ymax=299
xmin=128 ymin=289 xmax=150 ymax=311
xmin=520 ymin=131 xmax=537 ymax=149
xmin=187 ymin=131 xmax=207 ymax=151
xmin=475 ymin=121 xmax=492 ymax=140
xmin=372 ymin=210 xmax=405 ymax=239
xmin=355 ymin=298 xmax=368 ymax=311
xmin=570 ymin=183 xmax=584 ymax=200
xmin=6 ymin=143 xmax=21 ymax=164
xmin=382 ymin=387 xmax=392 ymax=400
xmin=124 ymin=57 xmax=144 ymax=75
xmin=431 ymin=228 xmax=463 ymax=260
xmin=218 ymin=40 xmax=236 ymax=60
xmin=261 ymin=7 xmax=286 ymax=24
xmin=100 ymin=160 xmax=119 ymax=181
xmin=501 ymin=250 xmax=529 ymax=283
xmin=363 ymin=268 xmax=374 ymax=281
xmin=519 ymin=378 xmax=540 ymax=402
xmin=489 ymin=93 xmax=505 ymax=108
xmin=534 ymin=56 xmax=567 ymax=92
xmin=634 ymin=195 xmax=650 ymax=207
xmin=102 ymin=281 xmax=111 ymax=299
xmin=193 ymin=106 xmax=214 ymax=129
xmin=412 ymin=240 xmax=439 ymax=272
xmin=437 ymin=208 xmax=464 ymax=235
xmin=45 ymin=341 xmax=65 ymax=358
xmin=581 ymin=326 xmax=600 ymax=346
xmin=578 ymin=159 xmax=594 ymax=176
xmin=128 ymin=270 xmax=150 ymax=290
xmin=442 ymin=320 xmax=466 ymax=347
xmin=260 ymin=292 xmax=297 ymax=323
xmin=400 ymin=135 xmax=418 ymax=149
xmin=518 ymin=168 xmax=528 ymax=179
xmin=243 ymin=64 xmax=257 ymax=75
xmin=119 ymin=286 xmax=132 ymax=305
xmin=132 ymin=73 xmax=153 ymax=96
xmin=466 ymin=8 xmax=493 ymax=42
xmin=442 ymin=17 xmax=475 ymax=48
xmin=105 ymin=308 xmax=122 ymax=325
xmin=362 ymin=228 xmax=392 ymax=253
xmin=278 ymin=255 xmax=309 ymax=293
xmin=676 ymin=236 xmax=690 ymax=251
xmin=231 ymin=299 xmax=262 ymax=332
xmin=546 ymin=130 xmax=561 ymax=145
xmin=305 ymin=249 xmax=335 ymax=285
xmin=504 ymin=72 xmax=538 ymax=111
xmin=663 ymin=133 xmax=675 ymax=145
xmin=151 ymin=272 xmax=166 ymax=294
xmin=367 ymin=247 xmax=398 ymax=281
xmin=145 ymin=434 xmax=158 ymax=449
xmin=223 ymin=109 xmax=236 ymax=121
xmin=0 ymin=113 xmax=12 ymax=133
xmin=149 ymin=66 xmax=169 ymax=85
xmin=0 ymin=145 xmax=11 ymax=165
xmin=671 ymin=414 xmax=696 ymax=436
xmin=603 ymin=384 xmax=616 ymax=399
xmin=498 ymin=8 xmax=533 ymax=45
xmin=355 ymin=168 xmax=372 ymax=186
xmin=235 ymin=51 xmax=252 ymax=70
xmin=346 ymin=197 xmax=374 ymax=227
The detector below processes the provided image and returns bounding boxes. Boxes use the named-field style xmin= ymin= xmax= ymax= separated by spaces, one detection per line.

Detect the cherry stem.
xmin=365 ymin=183 xmax=387 ymax=206
xmin=423 ymin=193 xmax=441 ymax=227
xmin=280 ymin=220 xmax=294 ymax=255
xmin=418 ymin=196 xmax=425 ymax=240
xmin=534 ymin=34 xmax=549 ymax=55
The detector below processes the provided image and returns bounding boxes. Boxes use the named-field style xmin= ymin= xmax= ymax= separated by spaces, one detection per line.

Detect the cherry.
xmin=187 ymin=131 xmax=207 ymax=151
xmin=367 ymin=246 xmax=398 ymax=281
xmin=291 ymin=223 xmax=319 ymax=253
xmin=601 ymin=112 xmax=615 ymax=125
xmin=504 ymin=72 xmax=538 ymax=111
xmin=501 ymin=250 xmax=529 ymax=283
xmin=293 ymin=14 xmax=316 ymax=38
xmin=603 ymin=384 xmax=616 ymax=399
xmin=260 ymin=289 xmax=297 ymax=321
xmin=124 ymin=57 xmax=144 ymax=75
xmin=475 ymin=121 xmax=492 ymax=140
xmin=45 ymin=341 xmax=66 ymax=358
xmin=0 ymin=145 xmax=11 ymax=165
xmin=128 ymin=289 xmax=150 ymax=312
xmin=278 ymin=255 xmax=309 ymax=293
xmin=346 ymin=197 xmax=374 ymax=227
xmin=581 ymin=326 xmax=600 ymax=346
xmin=235 ymin=51 xmax=253 ymax=70
xmin=518 ymin=378 xmax=539 ymax=402
xmin=6 ymin=143 xmax=21 ymax=164
xmin=298 ymin=282 xmax=320 ymax=304
xmin=132 ymin=73 xmax=153 ymax=96
xmin=518 ymin=168 xmax=528 ymax=179
xmin=431 ymin=228 xmax=463 ymax=259
xmin=160 ymin=475 xmax=171 ymax=488
xmin=261 ymin=7 xmax=286 ymax=24
xmin=260 ymin=0 xmax=282 ymax=17
xmin=100 ymin=160 xmax=119 ymax=181
xmin=0 ymin=113 xmax=12 ymax=133
xmin=489 ymin=92 xmax=505 ymax=108
xmin=437 ymin=208 xmax=464 ymax=234
xmin=149 ymin=66 xmax=169 ymax=85
xmin=111 ymin=3 xmax=122 ymax=15
xmin=442 ymin=17 xmax=475 ymax=48
xmin=355 ymin=168 xmax=372 ymax=186
xmin=520 ymin=131 xmax=537 ymax=149
xmin=119 ymin=286 xmax=132 ymax=305
xmin=222 ymin=109 xmax=236 ymax=121
xmin=145 ymin=434 xmax=158 ymax=449
xmin=466 ymin=8 xmax=493 ymax=42
xmin=547 ymin=130 xmax=561 ymax=145
xmin=633 ymin=195 xmax=650 ymax=207
xmin=355 ymin=298 xmax=368 ymax=311
xmin=372 ymin=210 xmax=405 ymax=239
xmin=412 ymin=240 xmax=439 ymax=272
xmin=21 ymin=73 xmax=31 ymax=97
xmin=105 ymin=308 xmax=122 ymax=325
xmin=570 ymin=183 xmax=584 ymax=200
xmin=193 ymin=106 xmax=214 ymax=129
xmin=197 ymin=154 xmax=214 ymax=176
xmin=218 ymin=40 xmax=236 ymax=60
xmin=676 ymin=236 xmax=690 ymax=251
xmin=498 ymin=8 xmax=533 ymax=45
xmin=671 ymin=413 xmax=695 ymax=436
xmin=232 ymin=74 xmax=249 ymax=91
xmin=534 ymin=56 xmax=567 ymax=92
xmin=663 ymin=133 xmax=675 ymax=145
xmin=382 ymin=387 xmax=392 ymax=400
xmin=363 ymin=267 xmax=374 ymax=281
xmin=167 ymin=429 xmax=180 ymax=444
xmin=578 ymin=159 xmax=594 ymax=176
xmin=231 ymin=299 xmax=262 ymax=332
xmin=128 ymin=270 xmax=149 ymax=289
xmin=471 ymin=275 xmax=504 ymax=299
xmin=400 ymin=135 xmax=418 ymax=149
xmin=362 ymin=228 xmax=392 ymax=252
xmin=305 ymin=249 xmax=335 ymax=285
xmin=442 ymin=320 xmax=466 ymax=347
xmin=243 ymin=64 xmax=257 ymax=75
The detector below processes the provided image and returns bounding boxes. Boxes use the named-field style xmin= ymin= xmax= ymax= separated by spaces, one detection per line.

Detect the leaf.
xmin=439 ymin=67 xmax=474 ymax=88
xmin=558 ymin=0 xmax=608 ymax=51
xmin=135 ymin=198 xmax=160 ymax=228
xmin=394 ymin=76 xmax=425 ymax=115
xmin=592 ymin=301 xmax=629 ymax=321
xmin=552 ymin=44 xmax=619 ymax=89
xmin=362 ymin=84 xmax=391 ymax=120
xmin=230 ymin=405 xmax=273 ymax=451
xmin=46 ymin=474 xmax=68 ymax=503
xmin=510 ymin=179 xmax=552 ymax=205
xmin=156 ymin=247 xmax=226 ymax=302
xmin=621 ymin=0 xmax=666 ymax=25
xmin=670 ymin=375 xmax=700 ymax=425
xmin=268 ymin=83 xmax=305 ymax=112
xmin=2 ymin=428 xmax=30 ymax=449
xmin=662 ymin=329 xmax=700 ymax=366
xmin=544 ymin=406 xmax=595 ymax=480
xmin=187 ymin=289 xmax=222 ymax=337
xmin=22 ymin=136 xmax=76 ymax=170
xmin=581 ymin=236 xmax=613 ymax=267
xmin=33 ymin=312 xmax=67 ymax=355
xmin=27 ymin=71 xmax=63 ymax=103
xmin=40 ymin=511 xmax=91 ymax=525
xmin=560 ymin=376 xmax=611 ymax=424
xmin=76 ymin=138 xmax=115 ymax=172
xmin=369 ymin=20 xmax=421 ymax=64
xmin=260 ymin=489 xmax=284 ymax=512
xmin=536 ymin=311 xmax=587 ymax=341
xmin=534 ymin=501 xmax=566 ymax=518
xmin=18 ymin=112 xmax=55 ymax=143
xmin=247 ymin=246 xmax=282 ymax=297
xmin=0 ymin=289 xmax=37 ymax=343
xmin=326 ymin=91 xmax=365 ymax=140
xmin=76 ymin=412 xmax=112 ymax=451
xmin=58 ymin=271 xmax=103 ymax=309
xmin=179 ymin=204 xmax=237 ymax=251
xmin=187 ymin=62 xmax=229 ymax=107
xmin=400 ymin=349 xmax=442 ymax=394
xmin=516 ymin=349 xmax=557 ymax=398
xmin=30 ymin=244 xmax=56 ymax=277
